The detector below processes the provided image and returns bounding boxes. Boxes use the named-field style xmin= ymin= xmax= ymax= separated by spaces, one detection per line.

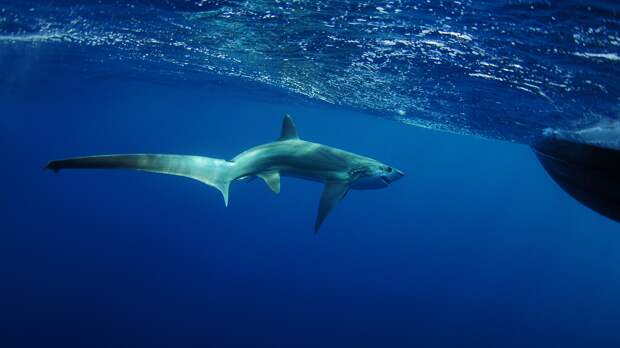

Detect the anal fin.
xmin=237 ymin=175 xmax=256 ymax=183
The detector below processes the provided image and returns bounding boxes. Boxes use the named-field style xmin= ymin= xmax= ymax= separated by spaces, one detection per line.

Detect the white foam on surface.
xmin=544 ymin=120 xmax=620 ymax=150
xmin=573 ymin=52 xmax=620 ymax=61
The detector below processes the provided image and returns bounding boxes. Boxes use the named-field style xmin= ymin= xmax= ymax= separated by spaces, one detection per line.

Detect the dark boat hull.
xmin=532 ymin=138 xmax=620 ymax=223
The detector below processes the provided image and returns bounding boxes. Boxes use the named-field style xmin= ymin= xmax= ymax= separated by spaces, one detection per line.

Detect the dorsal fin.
xmin=278 ymin=114 xmax=299 ymax=141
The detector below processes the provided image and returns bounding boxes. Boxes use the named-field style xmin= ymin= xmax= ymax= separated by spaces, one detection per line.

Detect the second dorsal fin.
xmin=278 ymin=114 xmax=299 ymax=141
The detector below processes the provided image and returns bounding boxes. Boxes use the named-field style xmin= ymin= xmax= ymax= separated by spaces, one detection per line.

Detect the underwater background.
xmin=1 ymin=1 xmax=620 ymax=347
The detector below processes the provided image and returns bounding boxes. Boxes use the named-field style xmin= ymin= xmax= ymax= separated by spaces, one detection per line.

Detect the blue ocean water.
xmin=1 ymin=1 xmax=620 ymax=347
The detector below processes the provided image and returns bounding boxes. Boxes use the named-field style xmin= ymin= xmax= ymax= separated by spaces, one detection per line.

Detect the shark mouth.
xmin=381 ymin=176 xmax=391 ymax=185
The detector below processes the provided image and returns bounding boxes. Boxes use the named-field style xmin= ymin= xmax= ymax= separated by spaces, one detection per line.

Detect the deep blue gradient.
xmin=1 ymin=1 xmax=620 ymax=347
xmin=2 ymin=73 xmax=619 ymax=348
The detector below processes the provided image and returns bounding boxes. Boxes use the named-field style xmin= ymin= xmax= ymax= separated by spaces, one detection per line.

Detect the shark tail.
xmin=46 ymin=154 xmax=236 ymax=206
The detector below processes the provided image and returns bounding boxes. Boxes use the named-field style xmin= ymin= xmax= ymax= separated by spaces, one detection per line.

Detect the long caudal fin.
xmin=46 ymin=154 xmax=235 ymax=206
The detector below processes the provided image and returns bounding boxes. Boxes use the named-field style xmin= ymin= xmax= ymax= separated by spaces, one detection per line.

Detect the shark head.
xmin=349 ymin=161 xmax=405 ymax=190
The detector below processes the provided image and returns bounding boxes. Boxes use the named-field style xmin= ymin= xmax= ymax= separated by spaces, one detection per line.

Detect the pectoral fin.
xmin=315 ymin=181 xmax=349 ymax=233
xmin=258 ymin=171 xmax=280 ymax=194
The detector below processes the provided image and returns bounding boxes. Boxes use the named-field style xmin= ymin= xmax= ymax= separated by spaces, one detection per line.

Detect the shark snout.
xmin=384 ymin=167 xmax=404 ymax=184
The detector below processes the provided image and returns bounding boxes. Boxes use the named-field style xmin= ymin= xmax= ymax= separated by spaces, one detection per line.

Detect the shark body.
xmin=46 ymin=115 xmax=404 ymax=232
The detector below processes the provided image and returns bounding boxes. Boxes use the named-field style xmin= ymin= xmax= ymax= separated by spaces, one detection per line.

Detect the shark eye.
xmin=386 ymin=166 xmax=393 ymax=173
